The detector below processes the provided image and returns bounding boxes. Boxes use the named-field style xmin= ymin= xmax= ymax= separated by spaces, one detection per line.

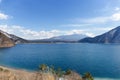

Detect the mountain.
xmin=0 ymin=30 xmax=88 ymax=45
xmin=0 ymin=30 xmax=28 ymax=45
xmin=49 ymin=34 xmax=87 ymax=41
xmin=9 ymin=34 xmax=28 ymax=44
xmin=0 ymin=30 xmax=15 ymax=47
xmin=79 ymin=26 xmax=120 ymax=43
xmin=29 ymin=34 xmax=88 ymax=43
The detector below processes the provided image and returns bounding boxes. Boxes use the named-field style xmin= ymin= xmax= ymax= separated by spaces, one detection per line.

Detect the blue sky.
xmin=0 ymin=0 xmax=120 ymax=39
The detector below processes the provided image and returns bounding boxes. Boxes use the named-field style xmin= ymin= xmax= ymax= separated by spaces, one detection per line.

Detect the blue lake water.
xmin=0 ymin=43 xmax=120 ymax=80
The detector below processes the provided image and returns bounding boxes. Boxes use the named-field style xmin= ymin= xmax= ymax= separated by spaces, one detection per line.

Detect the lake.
xmin=0 ymin=43 xmax=120 ymax=80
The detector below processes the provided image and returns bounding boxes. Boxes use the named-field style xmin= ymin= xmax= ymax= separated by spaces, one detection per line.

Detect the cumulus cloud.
xmin=0 ymin=25 xmax=61 ymax=39
xmin=0 ymin=25 xmax=96 ymax=39
xmin=0 ymin=13 xmax=9 ymax=20
xmin=111 ymin=12 xmax=120 ymax=21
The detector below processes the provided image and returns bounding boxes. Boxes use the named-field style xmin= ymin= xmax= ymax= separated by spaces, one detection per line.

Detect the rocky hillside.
xmin=0 ymin=30 xmax=28 ymax=45
xmin=9 ymin=34 xmax=28 ymax=44
xmin=0 ymin=30 xmax=15 ymax=47
xmin=0 ymin=66 xmax=83 ymax=80
xmin=79 ymin=26 xmax=120 ymax=43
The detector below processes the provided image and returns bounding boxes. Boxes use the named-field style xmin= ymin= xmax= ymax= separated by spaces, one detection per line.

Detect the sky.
xmin=0 ymin=0 xmax=120 ymax=39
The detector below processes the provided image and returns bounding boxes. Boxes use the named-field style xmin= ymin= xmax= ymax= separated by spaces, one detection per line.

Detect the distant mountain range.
xmin=0 ymin=30 xmax=88 ymax=46
xmin=28 ymin=34 xmax=88 ymax=43
xmin=49 ymin=34 xmax=87 ymax=41
xmin=79 ymin=26 xmax=120 ymax=43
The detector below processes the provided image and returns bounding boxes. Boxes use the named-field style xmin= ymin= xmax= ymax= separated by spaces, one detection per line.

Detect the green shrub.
xmin=39 ymin=64 xmax=47 ymax=71
xmin=82 ymin=72 xmax=94 ymax=80
xmin=65 ymin=69 xmax=72 ymax=75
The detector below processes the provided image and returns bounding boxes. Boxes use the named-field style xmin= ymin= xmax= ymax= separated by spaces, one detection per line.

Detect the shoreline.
xmin=0 ymin=65 xmax=119 ymax=80
xmin=94 ymin=78 xmax=120 ymax=80
xmin=0 ymin=65 xmax=34 ymax=72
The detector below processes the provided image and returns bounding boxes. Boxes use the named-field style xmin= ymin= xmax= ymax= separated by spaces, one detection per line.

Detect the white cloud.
xmin=0 ymin=25 xmax=61 ymax=39
xmin=0 ymin=13 xmax=9 ymax=20
xmin=0 ymin=25 xmax=114 ymax=39
xmin=75 ymin=12 xmax=120 ymax=24
xmin=65 ymin=29 xmax=95 ymax=37
xmin=84 ymin=27 xmax=114 ymax=31
xmin=77 ymin=17 xmax=110 ymax=24
xmin=111 ymin=12 xmax=120 ymax=21
xmin=0 ymin=25 xmax=96 ymax=39
xmin=115 ymin=7 xmax=120 ymax=11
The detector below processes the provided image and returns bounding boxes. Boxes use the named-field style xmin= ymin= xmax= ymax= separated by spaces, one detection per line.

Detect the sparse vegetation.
xmin=39 ymin=64 xmax=47 ymax=72
xmin=38 ymin=64 xmax=93 ymax=80
xmin=0 ymin=67 xmax=10 ymax=72
xmin=49 ymin=65 xmax=55 ymax=74
xmin=0 ymin=65 xmax=93 ymax=80
xmin=38 ymin=64 xmax=73 ymax=79
xmin=65 ymin=69 xmax=72 ymax=75
xmin=4 ymin=69 xmax=10 ymax=73
xmin=0 ymin=67 xmax=3 ymax=71
xmin=39 ymin=64 xmax=72 ymax=77
xmin=82 ymin=72 xmax=94 ymax=80
xmin=56 ymin=67 xmax=65 ymax=77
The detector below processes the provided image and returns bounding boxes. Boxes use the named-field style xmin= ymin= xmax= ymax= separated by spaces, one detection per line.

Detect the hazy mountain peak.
xmin=50 ymin=34 xmax=88 ymax=41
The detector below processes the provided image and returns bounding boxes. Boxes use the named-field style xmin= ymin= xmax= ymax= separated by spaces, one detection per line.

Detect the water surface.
xmin=0 ymin=43 xmax=120 ymax=79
